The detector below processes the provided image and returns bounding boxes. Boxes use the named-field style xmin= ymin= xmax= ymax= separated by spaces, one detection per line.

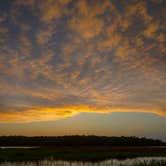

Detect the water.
xmin=0 ymin=157 xmax=166 ymax=166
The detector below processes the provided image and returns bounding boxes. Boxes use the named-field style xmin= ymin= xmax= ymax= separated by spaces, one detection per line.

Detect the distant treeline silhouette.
xmin=0 ymin=136 xmax=165 ymax=146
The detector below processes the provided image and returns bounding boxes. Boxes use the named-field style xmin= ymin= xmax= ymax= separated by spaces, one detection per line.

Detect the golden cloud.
xmin=0 ymin=106 xmax=165 ymax=123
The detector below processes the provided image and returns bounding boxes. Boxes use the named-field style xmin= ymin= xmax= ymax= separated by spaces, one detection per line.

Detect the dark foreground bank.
xmin=0 ymin=146 xmax=166 ymax=162
xmin=0 ymin=136 xmax=166 ymax=162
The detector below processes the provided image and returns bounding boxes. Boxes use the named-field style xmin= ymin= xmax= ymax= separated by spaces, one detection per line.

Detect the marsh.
xmin=1 ymin=157 xmax=166 ymax=166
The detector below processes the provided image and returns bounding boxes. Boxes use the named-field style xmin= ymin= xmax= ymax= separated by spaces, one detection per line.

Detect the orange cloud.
xmin=143 ymin=22 xmax=159 ymax=38
xmin=0 ymin=106 xmax=165 ymax=123
xmin=39 ymin=0 xmax=71 ymax=22
xmin=70 ymin=16 xmax=104 ymax=40
xmin=68 ymin=0 xmax=112 ymax=40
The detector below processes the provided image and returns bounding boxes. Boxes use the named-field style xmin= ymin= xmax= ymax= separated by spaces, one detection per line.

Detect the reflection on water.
xmin=0 ymin=157 xmax=166 ymax=166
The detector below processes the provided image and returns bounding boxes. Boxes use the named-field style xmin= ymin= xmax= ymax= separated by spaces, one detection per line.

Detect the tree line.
xmin=0 ymin=136 xmax=165 ymax=146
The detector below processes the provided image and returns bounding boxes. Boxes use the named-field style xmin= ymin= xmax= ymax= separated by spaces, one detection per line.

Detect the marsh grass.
xmin=0 ymin=158 xmax=166 ymax=166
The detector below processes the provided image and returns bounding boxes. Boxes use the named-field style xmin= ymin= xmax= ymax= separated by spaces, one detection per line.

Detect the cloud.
xmin=36 ymin=24 xmax=56 ymax=46
xmin=0 ymin=106 xmax=165 ymax=123
xmin=125 ymin=1 xmax=152 ymax=24
xmin=70 ymin=16 xmax=104 ymax=40
xmin=0 ymin=0 xmax=165 ymax=123
xmin=68 ymin=0 xmax=112 ymax=40
xmin=39 ymin=0 xmax=71 ymax=22
xmin=0 ymin=107 xmax=78 ymax=123
xmin=143 ymin=22 xmax=159 ymax=39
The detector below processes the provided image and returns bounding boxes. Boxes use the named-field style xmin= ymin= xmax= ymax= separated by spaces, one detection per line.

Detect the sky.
xmin=0 ymin=0 xmax=166 ymax=140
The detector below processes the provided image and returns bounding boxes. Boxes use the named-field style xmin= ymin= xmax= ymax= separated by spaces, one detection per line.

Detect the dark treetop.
xmin=0 ymin=136 xmax=165 ymax=147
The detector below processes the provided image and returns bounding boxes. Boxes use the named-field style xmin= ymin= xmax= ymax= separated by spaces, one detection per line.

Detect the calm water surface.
xmin=0 ymin=157 xmax=166 ymax=166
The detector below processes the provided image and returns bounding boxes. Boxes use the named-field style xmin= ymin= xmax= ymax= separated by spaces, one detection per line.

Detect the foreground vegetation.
xmin=0 ymin=158 xmax=166 ymax=166
xmin=136 ymin=160 xmax=166 ymax=166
